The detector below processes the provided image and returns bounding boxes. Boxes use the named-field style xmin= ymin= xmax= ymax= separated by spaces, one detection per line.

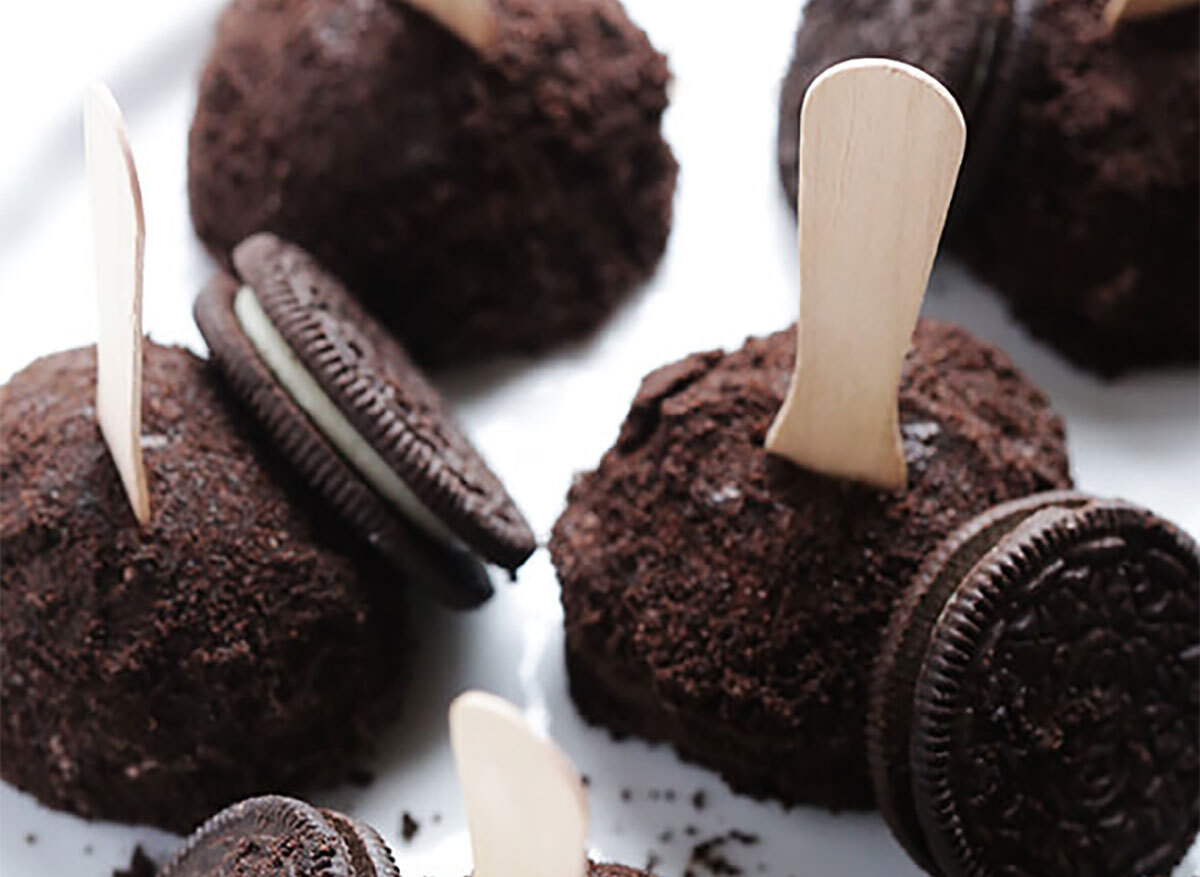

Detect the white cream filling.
xmin=234 ymin=286 xmax=461 ymax=549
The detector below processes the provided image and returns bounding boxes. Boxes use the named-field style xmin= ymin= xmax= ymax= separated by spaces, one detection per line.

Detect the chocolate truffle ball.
xmin=189 ymin=0 xmax=677 ymax=368
xmin=551 ymin=320 xmax=1072 ymax=811
xmin=0 ymin=344 xmax=405 ymax=832
xmin=778 ymin=0 xmax=1199 ymax=375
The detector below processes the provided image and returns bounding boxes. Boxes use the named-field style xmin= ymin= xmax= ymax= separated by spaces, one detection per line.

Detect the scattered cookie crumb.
xmin=684 ymin=830 xmax=761 ymax=876
xmin=400 ymin=812 xmax=420 ymax=843
xmin=692 ymin=790 xmax=708 ymax=811
xmin=112 ymin=846 xmax=157 ymax=877
xmin=23 ymin=834 xmax=35 ymax=846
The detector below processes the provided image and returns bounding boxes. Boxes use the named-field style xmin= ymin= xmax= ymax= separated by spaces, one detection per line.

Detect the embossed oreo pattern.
xmin=233 ymin=233 xmax=536 ymax=571
xmin=321 ymin=809 xmax=401 ymax=877
xmin=159 ymin=796 xmax=354 ymax=877
xmin=911 ymin=502 xmax=1199 ymax=877
xmin=868 ymin=491 xmax=1093 ymax=873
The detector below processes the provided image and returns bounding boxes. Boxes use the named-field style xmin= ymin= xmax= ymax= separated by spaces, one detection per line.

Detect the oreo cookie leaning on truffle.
xmin=552 ymin=60 xmax=1073 ymax=811
xmin=551 ymin=322 xmax=1072 ymax=810
xmin=189 ymin=0 xmax=678 ymax=368
xmin=778 ymin=0 xmax=1199 ymax=375
xmin=156 ymin=795 xmax=660 ymax=877
xmin=870 ymin=491 xmax=1199 ymax=877
xmin=195 ymin=233 xmax=537 ymax=609
xmin=0 ymin=344 xmax=406 ymax=832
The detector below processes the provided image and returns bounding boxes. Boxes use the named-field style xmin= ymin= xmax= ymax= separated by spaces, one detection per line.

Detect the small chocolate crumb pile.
xmin=400 ymin=811 xmax=420 ymax=843
xmin=112 ymin=846 xmax=157 ymax=877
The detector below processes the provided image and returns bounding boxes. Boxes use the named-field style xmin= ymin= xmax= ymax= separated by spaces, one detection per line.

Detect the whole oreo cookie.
xmin=196 ymin=233 xmax=536 ymax=608
xmin=869 ymin=492 xmax=1199 ymax=877
xmin=158 ymin=796 xmax=399 ymax=877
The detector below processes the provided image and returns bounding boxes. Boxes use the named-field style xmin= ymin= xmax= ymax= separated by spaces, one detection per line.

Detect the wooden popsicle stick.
xmin=1104 ymin=0 xmax=1196 ymax=25
xmin=449 ymin=692 xmax=588 ymax=877
xmin=401 ymin=0 xmax=496 ymax=51
xmin=764 ymin=59 xmax=966 ymax=491
xmin=85 ymin=83 xmax=150 ymax=526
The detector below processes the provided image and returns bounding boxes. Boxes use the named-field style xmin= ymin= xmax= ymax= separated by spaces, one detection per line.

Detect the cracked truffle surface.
xmin=189 ymin=0 xmax=677 ymax=368
xmin=551 ymin=320 xmax=1072 ymax=810
xmin=1 ymin=344 xmax=405 ymax=832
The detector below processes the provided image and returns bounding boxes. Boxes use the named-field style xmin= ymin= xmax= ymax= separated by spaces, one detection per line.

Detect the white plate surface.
xmin=1 ymin=2 xmax=1197 ymax=875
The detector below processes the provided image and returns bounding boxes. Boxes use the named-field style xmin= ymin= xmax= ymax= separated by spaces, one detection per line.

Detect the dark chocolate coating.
xmin=188 ymin=0 xmax=677 ymax=368
xmin=0 ymin=345 xmax=405 ymax=832
xmin=551 ymin=320 xmax=1072 ymax=811
xmin=779 ymin=0 xmax=1200 ymax=375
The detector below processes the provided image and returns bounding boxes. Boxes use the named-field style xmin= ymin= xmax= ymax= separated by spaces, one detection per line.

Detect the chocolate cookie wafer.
xmin=196 ymin=233 xmax=536 ymax=608
xmin=158 ymin=796 xmax=398 ymax=877
xmin=778 ymin=0 xmax=1039 ymax=226
xmin=869 ymin=492 xmax=1199 ymax=877
xmin=320 ymin=809 xmax=401 ymax=877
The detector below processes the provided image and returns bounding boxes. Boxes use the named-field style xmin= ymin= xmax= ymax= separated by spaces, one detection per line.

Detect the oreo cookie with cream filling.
xmin=195 ymin=233 xmax=535 ymax=609
xmin=869 ymin=492 xmax=1199 ymax=876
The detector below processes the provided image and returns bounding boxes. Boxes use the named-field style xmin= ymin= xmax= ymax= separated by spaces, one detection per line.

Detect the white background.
xmin=1 ymin=1 xmax=1197 ymax=875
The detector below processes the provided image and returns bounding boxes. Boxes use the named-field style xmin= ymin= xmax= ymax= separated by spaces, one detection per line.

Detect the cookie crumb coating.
xmin=552 ymin=320 xmax=1071 ymax=810
xmin=1 ymin=344 xmax=405 ymax=832
xmin=189 ymin=0 xmax=677 ymax=367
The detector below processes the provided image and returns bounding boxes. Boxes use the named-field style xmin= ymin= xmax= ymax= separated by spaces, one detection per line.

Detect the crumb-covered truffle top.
xmin=188 ymin=0 xmax=678 ymax=366
xmin=1 ymin=343 xmax=404 ymax=831
xmin=1 ymin=343 xmax=364 ymax=600
xmin=553 ymin=319 xmax=1071 ymax=753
